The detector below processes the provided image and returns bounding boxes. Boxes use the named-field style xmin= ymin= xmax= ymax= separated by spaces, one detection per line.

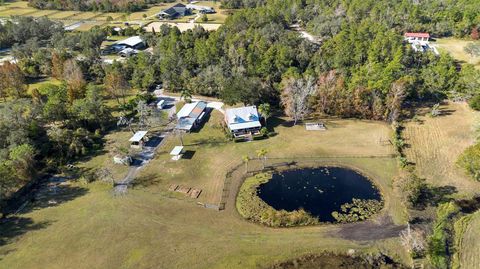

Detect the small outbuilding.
xmin=111 ymin=36 xmax=146 ymax=52
xmin=129 ymin=131 xmax=148 ymax=149
xmin=170 ymin=146 xmax=184 ymax=161
xmin=176 ymin=101 xmax=207 ymax=132
xmin=225 ymin=106 xmax=262 ymax=139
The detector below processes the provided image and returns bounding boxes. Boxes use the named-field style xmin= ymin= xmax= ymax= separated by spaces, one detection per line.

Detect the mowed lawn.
xmin=141 ymin=111 xmax=395 ymax=204
xmin=0 ymin=112 xmax=409 ymax=269
xmin=434 ymin=38 xmax=480 ymax=68
xmin=403 ymin=102 xmax=480 ymax=197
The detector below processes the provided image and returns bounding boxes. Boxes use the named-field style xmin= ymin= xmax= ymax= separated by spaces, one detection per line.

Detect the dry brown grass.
xmin=458 ymin=211 xmax=480 ymax=269
xmin=403 ymin=102 xmax=480 ymax=197
xmin=434 ymin=38 xmax=480 ymax=68
xmin=140 ymin=111 xmax=394 ymax=205
xmin=0 ymin=112 xmax=409 ymax=269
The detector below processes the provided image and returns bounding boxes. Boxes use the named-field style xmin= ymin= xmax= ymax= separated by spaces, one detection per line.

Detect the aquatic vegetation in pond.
xmin=331 ymin=198 xmax=383 ymax=223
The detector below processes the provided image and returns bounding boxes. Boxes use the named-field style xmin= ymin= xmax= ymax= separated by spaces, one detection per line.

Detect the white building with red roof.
xmin=404 ymin=32 xmax=430 ymax=43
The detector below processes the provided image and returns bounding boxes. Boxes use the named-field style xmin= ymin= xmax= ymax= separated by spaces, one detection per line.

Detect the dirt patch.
xmin=335 ymin=215 xmax=406 ymax=241
xmin=267 ymin=252 xmax=406 ymax=269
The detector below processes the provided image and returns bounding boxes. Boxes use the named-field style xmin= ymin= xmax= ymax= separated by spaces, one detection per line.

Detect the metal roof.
xmin=117 ymin=36 xmax=144 ymax=47
xmin=129 ymin=131 xmax=148 ymax=142
xmin=225 ymin=106 xmax=260 ymax=124
xmin=177 ymin=101 xmax=207 ymax=119
xmin=404 ymin=32 xmax=430 ymax=38
xmin=228 ymin=121 xmax=262 ymax=131
xmin=170 ymin=146 xmax=184 ymax=156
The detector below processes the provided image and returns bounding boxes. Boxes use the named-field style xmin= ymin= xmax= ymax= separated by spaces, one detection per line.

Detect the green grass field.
xmin=0 ymin=109 xmax=411 ymax=268
xmin=457 ymin=211 xmax=480 ymax=269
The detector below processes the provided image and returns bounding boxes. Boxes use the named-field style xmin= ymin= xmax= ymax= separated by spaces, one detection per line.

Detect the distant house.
xmin=157 ymin=3 xmax=192 ymax=20
xmin=186 ymin=4 xmax=216 ymax=14
xmin=404 ymin=32 xmax=438 ymax=55
xmin=404 ymin=32 xmax=430 ymax=44
xmin=118 ymin=48 xmax=139 ymax=57
xmin=109 ymin=36 xmax=146 ymax=54
xmin=225 ymin=106 xmax=262 ymax=139
xmin=176 ymin=101 xmax=208 ymax=132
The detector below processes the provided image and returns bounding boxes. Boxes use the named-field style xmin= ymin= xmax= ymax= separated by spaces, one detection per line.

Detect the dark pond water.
xmin=257 ymin=167 xmax=381 ymax=222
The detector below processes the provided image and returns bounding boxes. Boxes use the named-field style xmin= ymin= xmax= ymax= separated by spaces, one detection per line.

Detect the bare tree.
xmin=400 ymin=224 xmax=426 ymax=256
xmin=281 ymin=76 xmax=316 ymax=125
xmin=117 ymin=115 xmax=135 ymax=134
xmin=386 ymin=79 xmax=407 ymax=123
xmin=136 ymin=100 xmax=151 ymax=131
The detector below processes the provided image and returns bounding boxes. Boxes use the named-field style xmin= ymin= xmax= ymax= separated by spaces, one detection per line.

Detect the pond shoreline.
xmin=235 ymin=162 xmax=388 ymax=228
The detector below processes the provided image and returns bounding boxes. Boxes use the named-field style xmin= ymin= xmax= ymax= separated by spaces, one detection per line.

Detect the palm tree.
xmin=258 ymin=103 xmax=271 ymax=128
xmin=256 ymin=149 xmax=268 ymax=169
xmin=242 ymin=155 xmax=250 ymax=173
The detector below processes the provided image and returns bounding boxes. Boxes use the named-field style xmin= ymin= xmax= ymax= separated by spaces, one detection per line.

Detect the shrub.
xmin=428 ymin=202 xmax=460 ymax=269
xmin=260 ymin=127 xmax=268 ymax=137
xmin=469 ymin=95 xmax=480 ymax=111
xmin=457 ymin=143 xmax=480 ymax=181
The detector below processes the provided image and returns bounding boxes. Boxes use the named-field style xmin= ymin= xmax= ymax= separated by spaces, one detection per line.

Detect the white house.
xmin=404 ymin=32 xmax=438 ymax=55
xmin=404 ymin=32 xmax=430 ymax=44
xmin=186 ymin=4 xmax=215 ymax=14
xmin=225 ymin=106 xmax=262 ymax=139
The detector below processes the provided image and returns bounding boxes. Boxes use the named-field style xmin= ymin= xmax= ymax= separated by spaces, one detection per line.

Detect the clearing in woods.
xmin=434 ymin=38 xmax=480 ymax=68
xmin=403 ymin=102 xmax=480 ymax=197
xmin=0 ymin=112 xmax=410 ymax=269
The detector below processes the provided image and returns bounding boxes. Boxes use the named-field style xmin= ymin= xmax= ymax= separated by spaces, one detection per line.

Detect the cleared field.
xmin=67 ymin=12 xmax=101 ymax=20
xmin=0 ymin=7 xmax=38 ymax=16
xmin=0 ymin=111 xmax=408 ymax=269
xmin=458 ymin=211 xmax=480 ymax=269
xmin=434 ymin=38 xmax=480 ymax=68
xmin=141 ymin=111 xmax=394 ymax=205
xmin=128 ymin=5 xmax=165 ymax=20
xmin=27 ymin=9 xmax=59 ymax=17
xmin=47 ymin=11 xmax=78 ymax=19
xmin=74 ymin=21 xmax=106 ymax=31
xmin=404 ymin=102 xmax=480 ymax=197
xmin=145 ymin=21 xmax=221 ymax=32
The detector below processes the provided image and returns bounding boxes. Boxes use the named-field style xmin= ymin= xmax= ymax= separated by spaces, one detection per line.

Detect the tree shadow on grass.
xmin=414 ymin=185 xmax=458 ymax=210
xmin=188 ymin=136 xmax=227 ymax=146
xmin=0 ymin=216 xmax=52 ymax=247
xmin=131 ymin=173 xmax=162 ymax=188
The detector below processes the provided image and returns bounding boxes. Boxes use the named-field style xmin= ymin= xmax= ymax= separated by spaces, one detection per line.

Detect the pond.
xmin=257 ymin=167 xmax=381 ymax=222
